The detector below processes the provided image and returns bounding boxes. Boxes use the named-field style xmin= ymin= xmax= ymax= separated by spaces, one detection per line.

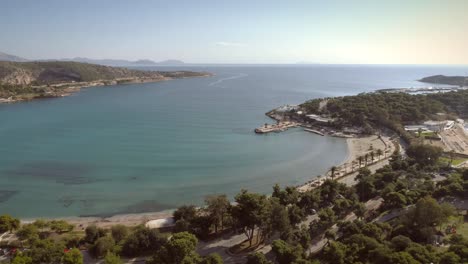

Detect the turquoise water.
xmin=0 ymin=65 xmax=466 ymax=218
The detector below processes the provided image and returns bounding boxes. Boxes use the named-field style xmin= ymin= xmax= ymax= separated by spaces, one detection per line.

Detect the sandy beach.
xmin=298 ymin=135 xmax=395 ymax=192
xmin=21 ymin=210 xmax=174 ymax=230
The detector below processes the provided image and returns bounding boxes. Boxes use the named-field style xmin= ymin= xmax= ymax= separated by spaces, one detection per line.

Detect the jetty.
xmin=255 ymin=121 xmax=298 ymax=134
xmin=303 ymin=128 xmax=325 ymax=136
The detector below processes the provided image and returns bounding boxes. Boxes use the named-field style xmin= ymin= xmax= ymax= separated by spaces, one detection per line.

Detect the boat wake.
xmin=208 ymin=73 xmax=248 ymax=87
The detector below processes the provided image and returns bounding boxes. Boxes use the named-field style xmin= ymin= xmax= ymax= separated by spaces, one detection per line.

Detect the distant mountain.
xmin=419 ymin=75 xmax=468 ymax=86
xmin=60 ymin=57 xmax=184 ymax=66
xmin=156 ymin=59 xmax=185 ymax=66
xmin=0 ymin=52 xmax=28 ymax=62
xmin=1 ymin=51 xmax=186 ymax=67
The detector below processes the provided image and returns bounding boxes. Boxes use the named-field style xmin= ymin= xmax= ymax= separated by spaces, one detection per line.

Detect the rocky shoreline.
xmin=0 ymin=73 xmax=212 ymax=104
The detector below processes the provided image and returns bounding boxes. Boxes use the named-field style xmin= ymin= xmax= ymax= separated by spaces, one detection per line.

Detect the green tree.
xmin=271 ymin=239 xmax=305 ymax=264
xmin=439 ymin=252 xmax=461 ymax=264
xmin=247 ymin=252 xmax=273 ymax=264
xmin=63 ymin=248 xmax=83 ymax=264
xmin=232 ymin=190 xmax=270 ymax=246
xmin=173 ymin=205 xmax=198 ymax=222
xmin=104 ymin=252 xmax=124 ymax=264
xmin=85 ymin=225 xmax=106 ymax=243
xmin=150 ymin=232 xmax=199 ymax=264
xmin=11 ymin=254 xmax=33 ymax=264
xmin=204 ymin=194 xmax=231 ymax=233
xmin=201 ymin=253 xmax=223 ymax=264
xmin=121 ymin=226 xmax=166 ymax=257
xmin=28 ymin=238 xmax=65 ymax=263
xmin=322 ymin=241 xmax=346 ymax=264
xmin=0 ymin=214 xmax=20 ymax=233
xmin=111 ymin=224 xmax=129 ymax=243
xmin=49 ymin=220 xmax=74 ymax=233
xmin=406 ymin=144 xmax=443 ymax=166
xmin=91 ymin=236 xmax=116 ymax=258
xmin=16 ymin=224 xmax=39 ymax=241
xmin=383 ymin=192 xmax=407 ymax=210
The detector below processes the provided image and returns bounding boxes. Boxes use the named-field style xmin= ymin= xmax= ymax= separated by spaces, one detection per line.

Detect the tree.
xmin=247 ymin=252 xmax=272 ymax=264
xmin=85 ymin=225 xmax=106 ymax=244
xmin=63 ymin=248 xmax=83 ymax=264
xmin=104 ymin=252 xmax=123 ymax=264
xmin=406 ymin=144 xmax=443 ymax=166
xmin=376 ymin=149 xmax=384 ymax=160
xmin=330 ymin=166 xmax=337 ymax=180
xmin=232 ymin=190 xmax=270 ymax=246
xmin=121 ymin=225 xmax=166 ymax=257
xmin=322 ymin=241 xmax=346 ymax=264
xmin=49 ymin=220 xmax=74 ymax=233
xmin=0 ymin=214 xmax=20 ymax=233
xmin=201 ymin=253 xmax=223 ymax=264
xmin=173 ymin=205 xmax=198 ymax=222
xmin=271 ymin=240 xmax=305 ymax=264
xmin=91 ymin=236 xmax=116 ymax=258
xmin=16 ymin=224 xmax=39 ymax=241
xmin=150 ymin=232 xmax=199 ymax=264
xmin=439 ymin=252 xmax=461 ymax=264
xmin=204 ymin=194 xmax=231 ymax=233
xmin=111 ymin=224 xmax=129 ymax=243
xmin=28 ymin=239 xmax=65 ymax=263
xmin=355 ymin=203 xmax=366 ymax=220
xmin=383 ymin=192 xmax=407 ymax=210
xmin=11 ymin=254 xmax=33 ymax=264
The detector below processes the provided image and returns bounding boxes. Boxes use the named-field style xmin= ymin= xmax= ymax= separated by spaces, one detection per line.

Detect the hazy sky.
xmin=1 ymin=0 xmax=467 ymax=64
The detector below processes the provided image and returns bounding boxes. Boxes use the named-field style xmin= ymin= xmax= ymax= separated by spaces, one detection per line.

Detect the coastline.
xmin=0 ymin=74 xmax=212 ymax=104
xmin=18 ymin=134 xmax=394 ymax=229
xmin=297 ymin=134 xmax=395 ymax=192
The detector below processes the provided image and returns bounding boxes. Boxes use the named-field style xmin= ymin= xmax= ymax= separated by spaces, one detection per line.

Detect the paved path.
xmin=307 ymin=197 xmax=383 ymax=254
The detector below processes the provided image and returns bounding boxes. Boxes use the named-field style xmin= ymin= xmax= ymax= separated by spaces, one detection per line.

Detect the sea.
xmin=0 ymin=64 xmax=466 ymax=218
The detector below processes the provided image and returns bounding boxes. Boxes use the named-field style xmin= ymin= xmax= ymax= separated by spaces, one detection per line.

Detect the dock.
xmin=255 ymin=122 xmax=298 ymax=134
xmin=303 ymin=128 xmax=325 ymax=136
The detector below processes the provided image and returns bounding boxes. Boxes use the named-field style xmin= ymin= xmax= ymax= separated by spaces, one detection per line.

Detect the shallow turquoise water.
xmin=0 ymin=65 xmax=466 ymax=217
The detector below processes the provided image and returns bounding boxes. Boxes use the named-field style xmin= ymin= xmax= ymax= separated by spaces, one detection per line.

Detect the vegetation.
xmin=1 ymin=146 xmax=467 ymax=264
xmin=0 ymin=61 xmax=209 ymax=99
xmin=298 ymin=89 xmax=468 ymax=143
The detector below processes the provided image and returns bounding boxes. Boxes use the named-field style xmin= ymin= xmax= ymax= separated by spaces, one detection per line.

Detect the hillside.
xmin=419 ymin=75 xmax=468 ymax=86
xmin=0 ymin=61 xmax=209 ymax=101
xmin=0 ymin=51 xmax=28 ymax=62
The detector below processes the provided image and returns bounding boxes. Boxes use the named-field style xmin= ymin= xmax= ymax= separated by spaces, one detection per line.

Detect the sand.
xmin=297 ymin=135 xmax=395 ymax=192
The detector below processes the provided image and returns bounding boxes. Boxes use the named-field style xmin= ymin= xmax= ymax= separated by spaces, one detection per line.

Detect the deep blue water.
xmin=0 ymin=65 xmax=466 ymax=218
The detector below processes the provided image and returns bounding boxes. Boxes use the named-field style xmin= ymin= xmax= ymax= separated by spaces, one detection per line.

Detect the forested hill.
xmin=419 ymin=75 xmax=468 ymax=86
xmin=0 ymin=61 xmax=207 ymax=86
xmin=299 ymin=90 xmax=468 ymax=142
xmin=0 ymin=61 xmax=210 ymax=100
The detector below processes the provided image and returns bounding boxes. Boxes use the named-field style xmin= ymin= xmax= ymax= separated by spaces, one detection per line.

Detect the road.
xmin=307 ymin=197 xmax=383 ymax=254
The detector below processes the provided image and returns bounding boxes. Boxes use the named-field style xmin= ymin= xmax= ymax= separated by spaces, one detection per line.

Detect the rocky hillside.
xmin=419 ymin=75 xmax=468 ymax=86
xmin=0 ymin=61 xmax=209 ymax=100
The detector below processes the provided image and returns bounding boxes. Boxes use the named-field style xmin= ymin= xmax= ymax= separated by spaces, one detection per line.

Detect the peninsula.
xmin=0 ymin=61 xmax=211 ymax=102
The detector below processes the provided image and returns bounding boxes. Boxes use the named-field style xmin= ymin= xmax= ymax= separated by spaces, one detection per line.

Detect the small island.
xmin=0 ymin=61 xmax=211 ymax=103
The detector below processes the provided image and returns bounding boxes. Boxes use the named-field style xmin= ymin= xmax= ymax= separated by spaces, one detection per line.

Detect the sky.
xmin=1 ymin=0 xmax=468 ymax=64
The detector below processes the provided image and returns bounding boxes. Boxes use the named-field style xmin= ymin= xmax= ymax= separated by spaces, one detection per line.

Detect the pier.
xmin=254 ymin=121 xmax=298 ymax=134
xmin=303 ymin=128 xmax=325 ymax=136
